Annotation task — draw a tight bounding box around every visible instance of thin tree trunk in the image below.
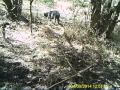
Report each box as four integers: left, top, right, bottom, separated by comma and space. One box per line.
30, 0, 34, 34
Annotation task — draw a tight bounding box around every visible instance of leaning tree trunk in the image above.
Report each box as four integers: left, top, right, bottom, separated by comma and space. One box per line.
91, 0, 120, 39
91, 0, 102, 33
97, 0, 113, 36
3, 0, 23, 21
106, 1, 120, 38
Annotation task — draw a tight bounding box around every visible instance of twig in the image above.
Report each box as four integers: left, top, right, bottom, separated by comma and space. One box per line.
65, 57, 77, 73
105, 79, 119, 88
47, 64, 95, 90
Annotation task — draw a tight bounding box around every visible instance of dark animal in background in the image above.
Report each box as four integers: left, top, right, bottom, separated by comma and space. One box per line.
44, 10, 60, 24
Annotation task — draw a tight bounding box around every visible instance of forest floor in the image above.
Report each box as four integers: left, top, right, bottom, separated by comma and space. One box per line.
0, 0, 88, 71
0, 22, 63, 69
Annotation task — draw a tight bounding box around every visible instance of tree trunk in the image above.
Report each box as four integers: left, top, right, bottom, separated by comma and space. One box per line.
97, 0, 113, 35
30, 0, 34, 34
91, 0, 120, 39
91, 0, 102, 33
106, 1, 120, 38
3, 0, 23, 21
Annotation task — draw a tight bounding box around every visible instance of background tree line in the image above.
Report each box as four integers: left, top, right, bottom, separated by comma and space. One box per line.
2, 0, 120, 39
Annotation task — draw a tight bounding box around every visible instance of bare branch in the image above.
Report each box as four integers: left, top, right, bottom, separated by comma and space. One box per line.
116, 20, 120, 23
47, 64, 96, 90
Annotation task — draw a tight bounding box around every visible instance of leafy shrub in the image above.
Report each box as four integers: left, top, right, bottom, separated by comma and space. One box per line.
42, 0, 54, 7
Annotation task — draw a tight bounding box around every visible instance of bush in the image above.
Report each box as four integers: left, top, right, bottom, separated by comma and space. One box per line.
42, 0, 54, 7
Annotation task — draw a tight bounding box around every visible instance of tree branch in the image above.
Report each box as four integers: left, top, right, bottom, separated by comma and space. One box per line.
116, 20, 120, 23
47, 64, 96, 90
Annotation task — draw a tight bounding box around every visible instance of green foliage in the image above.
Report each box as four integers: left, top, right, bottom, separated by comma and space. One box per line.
41, 0, 54, 7
74, 0, 89, 7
